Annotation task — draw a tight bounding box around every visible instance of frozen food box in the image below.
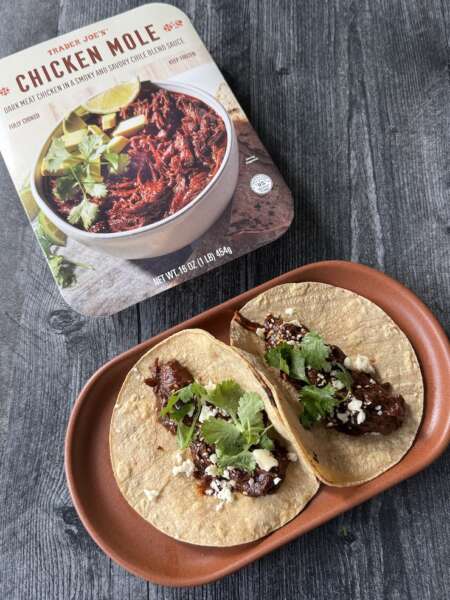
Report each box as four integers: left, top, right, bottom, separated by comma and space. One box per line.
0, 3, 293, 315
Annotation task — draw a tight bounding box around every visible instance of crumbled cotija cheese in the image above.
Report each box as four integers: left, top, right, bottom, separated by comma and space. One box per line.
285, 308, 295, 316
205, 464, 218, 477
252, 449, 278, 471
347, 398, 363, 413
143, 489, 159, 501
172, 459, 194, 477
287, 319, 302, 327
210, 480, 221, 493
207, 478, 235, 507
331, 378, 345, 390
356, 411, 366, 424
217, 485, 234, 504
287, 452, 298, 462
347, 397, 366, 424
199, 404, 218, 423
344, 354, 375, 374
255, 327, 265, 338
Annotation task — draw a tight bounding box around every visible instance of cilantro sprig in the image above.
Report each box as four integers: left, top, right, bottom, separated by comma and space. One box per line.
264, 331, 331, 382
201, 391, 271, 472
299, 332, 331, 371
45, 131, 130, 230
36, 223, 92, 288
160, 382, 207, 417
161, 382, 207, 449
299, 384, 337, 428
265, 343, 309, 382
208, 380, 243, 418
201, 419, 244, 455
160, 379, 273, 473
264, 329, 355, 429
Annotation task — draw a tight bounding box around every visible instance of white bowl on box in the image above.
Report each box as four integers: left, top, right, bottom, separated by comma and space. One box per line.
31, 81, 239, 259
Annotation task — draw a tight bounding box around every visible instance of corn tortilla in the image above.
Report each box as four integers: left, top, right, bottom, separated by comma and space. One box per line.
230, 282, 423, 486
110, 329, 319, 546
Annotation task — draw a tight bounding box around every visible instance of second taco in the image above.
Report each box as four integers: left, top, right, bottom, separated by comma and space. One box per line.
230, 282, 423, 486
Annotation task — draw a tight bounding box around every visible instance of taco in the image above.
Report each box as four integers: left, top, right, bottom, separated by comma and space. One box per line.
230, 282, 423, 486
109, 329, 319, 546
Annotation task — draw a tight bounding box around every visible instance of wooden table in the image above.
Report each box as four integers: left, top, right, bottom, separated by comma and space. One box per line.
1, 1, 448, 598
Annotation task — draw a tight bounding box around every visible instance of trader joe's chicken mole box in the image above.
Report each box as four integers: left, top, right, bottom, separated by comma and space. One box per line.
0, 3, 293, 315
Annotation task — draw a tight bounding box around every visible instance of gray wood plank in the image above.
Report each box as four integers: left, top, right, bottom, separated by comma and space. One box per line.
0, 1, 448, 599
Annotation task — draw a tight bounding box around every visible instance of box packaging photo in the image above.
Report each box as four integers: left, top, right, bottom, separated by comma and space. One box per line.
0, 3, 293, 316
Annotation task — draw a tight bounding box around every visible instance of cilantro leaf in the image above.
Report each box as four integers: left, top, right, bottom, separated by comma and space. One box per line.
67, 202, 84, 226
171, 402, 194, 423
208, 380, 243, 418
216, 450, 256, 473
47, 255, 77, 288
176, 410, 199, 450
45, 139, 71, 172
265, 343, 309, 383
290, 351, 309, 383
237, 392, 264, 425
83, 181, 107, 198
44, 131, 115, 230
82, 201, 99, 230
67, 199, 99, 230
259, 433, 275, 450
81, 200, 99, 230
299, 332, 331, 371
201, 418, 245, 455
334, 364, 353, 391
104, 152, 131, 175
47, 254, 91, 288
160, 382, 207, 417
162, 383, 206, 449
237, 392, 265, 445
179, 382, 208, 402
265, 343, 291, 374
35, 223, 53, 256
103, 151, 119, 172
54, 175, 78, 201
299, 384, 337, 428
36, 223, 91, 288
78, 133, 106, 162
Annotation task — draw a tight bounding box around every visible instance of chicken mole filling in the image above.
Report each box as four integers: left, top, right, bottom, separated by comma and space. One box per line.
145, 359, 289, 498
43, 82, 227, 233
234, 311, 406, 436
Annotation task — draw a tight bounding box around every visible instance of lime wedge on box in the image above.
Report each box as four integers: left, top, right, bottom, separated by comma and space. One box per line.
38, 211, 67, 247
82, 79, 141, 114
19, 184, 39, 221
63, 112, 87, 135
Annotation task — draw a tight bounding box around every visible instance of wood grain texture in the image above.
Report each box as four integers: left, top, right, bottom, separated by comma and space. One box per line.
0, 1, 449, 599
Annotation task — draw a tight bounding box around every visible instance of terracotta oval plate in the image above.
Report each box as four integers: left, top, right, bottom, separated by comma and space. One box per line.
65, 261, 450, 586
